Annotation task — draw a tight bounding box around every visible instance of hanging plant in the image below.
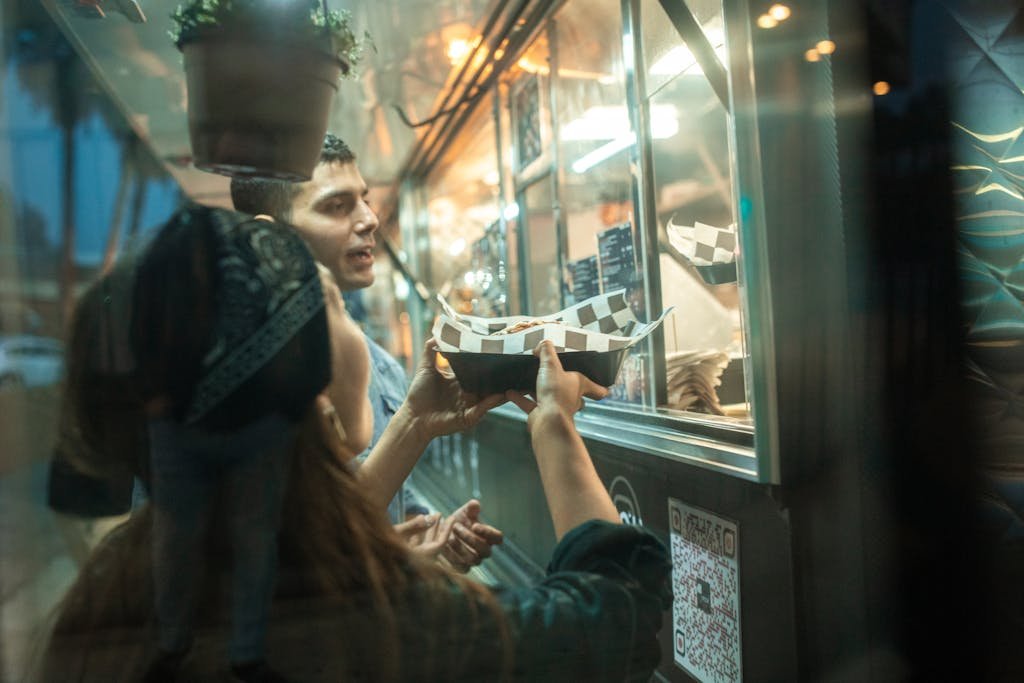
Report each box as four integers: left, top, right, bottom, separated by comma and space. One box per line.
169, 0, 370, 180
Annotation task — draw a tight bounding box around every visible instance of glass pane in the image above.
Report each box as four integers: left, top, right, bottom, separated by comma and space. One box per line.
555, 0, 637, 288
642, 0, 728, 98
497, 81, 523, 316
521, 177, 560, 314
423, 96, 504, 316
509, 33, 552, 181
644, 0, 752, 423
553, 0, 653, 407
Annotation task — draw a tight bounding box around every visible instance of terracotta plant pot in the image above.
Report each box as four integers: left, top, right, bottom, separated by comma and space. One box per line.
182, 39, 343, 180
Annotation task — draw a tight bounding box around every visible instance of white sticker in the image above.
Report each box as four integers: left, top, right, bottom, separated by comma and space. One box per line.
669, 498, 742, 683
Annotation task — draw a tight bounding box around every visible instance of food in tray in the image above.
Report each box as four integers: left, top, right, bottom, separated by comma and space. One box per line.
493, 319, 562, 335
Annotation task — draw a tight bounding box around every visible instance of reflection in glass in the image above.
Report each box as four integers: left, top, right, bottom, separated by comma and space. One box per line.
510, 32, 551, 181
497, 82, 523, 316
555, 0, 634, 270
521, 177, 560, 315
642, 0, 728, 98
424, 96, 503, 315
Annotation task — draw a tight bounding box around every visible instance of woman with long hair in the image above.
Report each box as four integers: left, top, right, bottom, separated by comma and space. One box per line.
39, 204, 671, 682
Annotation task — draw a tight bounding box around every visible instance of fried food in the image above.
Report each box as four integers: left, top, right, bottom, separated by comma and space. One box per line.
494, 319, 560, 335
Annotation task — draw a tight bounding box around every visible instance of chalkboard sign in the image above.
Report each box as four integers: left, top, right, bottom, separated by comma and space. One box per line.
566, 255, 601, 302
598, 222, 637, 293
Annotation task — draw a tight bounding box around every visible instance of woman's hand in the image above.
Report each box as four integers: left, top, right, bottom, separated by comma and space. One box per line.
505, 341, 610, 429
400, 339, 506, 440
440, 499, 504, 572
394, 513, 455, 559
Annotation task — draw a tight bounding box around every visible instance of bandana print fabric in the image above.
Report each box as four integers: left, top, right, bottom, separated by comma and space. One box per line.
185, 210, 324, 424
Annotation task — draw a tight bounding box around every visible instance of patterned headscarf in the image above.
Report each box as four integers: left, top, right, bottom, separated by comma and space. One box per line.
132, 204, 329, 429
183, 205, 323, 423
183, 207, 326, 424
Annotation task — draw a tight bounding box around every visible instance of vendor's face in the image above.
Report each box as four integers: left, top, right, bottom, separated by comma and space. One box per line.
289, 161, 379, 292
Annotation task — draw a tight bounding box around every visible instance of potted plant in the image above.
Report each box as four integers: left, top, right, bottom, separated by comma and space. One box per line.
170, 0, 367, 180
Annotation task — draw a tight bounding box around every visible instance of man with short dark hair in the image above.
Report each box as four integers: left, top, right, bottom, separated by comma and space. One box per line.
231, 135, 503, 572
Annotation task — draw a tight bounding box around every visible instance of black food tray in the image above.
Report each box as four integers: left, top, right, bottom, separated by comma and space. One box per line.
694, 262, 737, 285
441, 349, 628, 395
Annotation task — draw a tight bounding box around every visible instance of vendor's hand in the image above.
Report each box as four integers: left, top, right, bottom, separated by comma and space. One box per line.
505, 341, 609, 428
403, 339, 506, 440
441, 499, 504, 573
395, 513, 455, 559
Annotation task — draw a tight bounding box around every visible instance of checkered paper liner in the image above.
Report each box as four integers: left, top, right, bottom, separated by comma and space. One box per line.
433, 289, 673, 355
667, 219, 737, 266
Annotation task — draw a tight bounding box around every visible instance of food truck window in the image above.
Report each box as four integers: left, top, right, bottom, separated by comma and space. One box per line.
418, 0, 757, 440
638, 0, 752, 424
423, 95, 503, 316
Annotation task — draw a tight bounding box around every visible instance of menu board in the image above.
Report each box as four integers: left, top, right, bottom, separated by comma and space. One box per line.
566, 255, 600, 303
598, 222, 637, 293
669, 499, 742, 683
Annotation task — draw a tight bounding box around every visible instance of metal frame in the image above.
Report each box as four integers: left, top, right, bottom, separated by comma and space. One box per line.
722, 0, 780, 482
622, 0, 667, 410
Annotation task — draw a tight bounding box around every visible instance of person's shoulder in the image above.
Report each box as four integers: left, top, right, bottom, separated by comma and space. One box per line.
363, 334, 390, 359
364, 335, 404, 373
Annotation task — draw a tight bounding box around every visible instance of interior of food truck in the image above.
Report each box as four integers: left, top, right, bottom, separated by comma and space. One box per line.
2, 0, 1022, 681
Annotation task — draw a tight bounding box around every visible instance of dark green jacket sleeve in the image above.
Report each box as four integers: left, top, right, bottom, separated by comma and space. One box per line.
495, 520, 672, 682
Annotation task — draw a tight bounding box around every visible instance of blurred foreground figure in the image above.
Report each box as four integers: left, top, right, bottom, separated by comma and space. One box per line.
37, 205, 671, 682
132, 206, 333, 682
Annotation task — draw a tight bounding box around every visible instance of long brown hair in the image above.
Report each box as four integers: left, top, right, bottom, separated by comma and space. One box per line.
38, 406, 510, 682
58, 268, 147, 482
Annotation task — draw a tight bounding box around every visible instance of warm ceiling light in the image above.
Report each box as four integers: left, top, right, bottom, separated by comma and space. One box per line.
804, 48, 821, 62
756, 14, 778, 29
873, 80, 890, 95
816, 39, 836, 55
447, 38, 472, 64
768, 4, 791, 21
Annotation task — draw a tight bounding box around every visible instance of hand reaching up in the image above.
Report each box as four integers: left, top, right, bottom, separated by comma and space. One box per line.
402, 339, 506, 440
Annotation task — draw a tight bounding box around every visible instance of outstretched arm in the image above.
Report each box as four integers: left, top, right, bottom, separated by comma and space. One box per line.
357, 340, 505, 511
506, 341, 619, 540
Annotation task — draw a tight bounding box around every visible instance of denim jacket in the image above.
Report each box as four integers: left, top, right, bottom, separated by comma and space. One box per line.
358, 336, 429, 522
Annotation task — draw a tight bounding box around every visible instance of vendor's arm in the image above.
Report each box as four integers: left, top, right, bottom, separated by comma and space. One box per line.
357, 340, 505, 510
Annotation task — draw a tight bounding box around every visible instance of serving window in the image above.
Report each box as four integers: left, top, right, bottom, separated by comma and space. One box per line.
407, 0, 763, 474
640, 0, 751, 423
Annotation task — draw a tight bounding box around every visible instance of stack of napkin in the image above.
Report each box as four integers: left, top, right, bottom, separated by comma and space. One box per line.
664, 350, 730, 415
